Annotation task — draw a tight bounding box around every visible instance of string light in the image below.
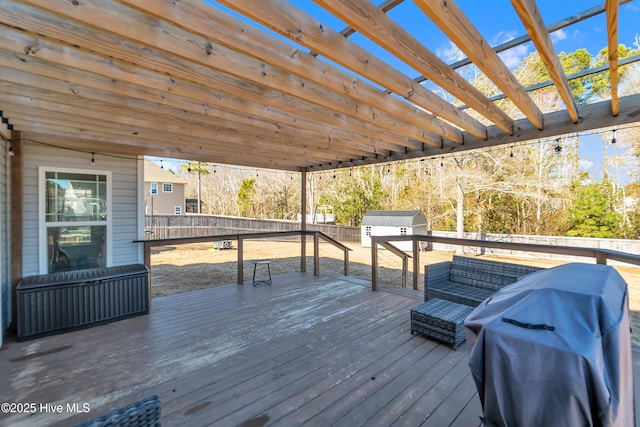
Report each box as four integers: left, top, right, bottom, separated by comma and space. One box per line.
554, 138, 562, 153
91, 152, 96, 166
20, 123, 640, 176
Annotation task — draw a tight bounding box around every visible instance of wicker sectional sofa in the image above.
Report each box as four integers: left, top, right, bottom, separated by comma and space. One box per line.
424, 255, 543, 307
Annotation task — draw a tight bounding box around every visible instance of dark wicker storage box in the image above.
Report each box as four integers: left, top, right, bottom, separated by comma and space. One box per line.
411, 298, 474, 350
17, 264, 150, 340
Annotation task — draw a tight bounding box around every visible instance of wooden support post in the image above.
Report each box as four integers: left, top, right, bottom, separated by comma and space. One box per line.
143, 242, 151, 271
344, 248, 349, 276
371, 237, 379, 291
237, 236, 244, 284
402, 256, 408, 288
413, 237, 420, 290
313, 232, 319, 276
596, 251, 608, 265
300, 170, 307, 273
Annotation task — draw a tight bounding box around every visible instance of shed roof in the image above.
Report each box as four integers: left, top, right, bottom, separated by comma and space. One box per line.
362, 210, 427, 228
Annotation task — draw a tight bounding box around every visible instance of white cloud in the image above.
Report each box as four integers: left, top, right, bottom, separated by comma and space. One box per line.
579, 159, 594, 171
436, 42, 466, 64
550, 28, 568, 43
498, 44, 530, 69
490, 30, 519, 45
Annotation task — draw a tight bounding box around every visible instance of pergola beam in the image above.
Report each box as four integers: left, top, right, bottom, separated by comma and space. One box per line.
313, 0, 514, 135
510, 0, 580, 123
216, 0, 488, 140
606, 0, 620, 116
13, 0, 437, 149
117, 0, 456, 146
414, 0, 543, 130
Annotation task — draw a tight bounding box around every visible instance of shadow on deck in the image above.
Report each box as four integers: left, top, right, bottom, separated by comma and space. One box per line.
0, 273, 638, 426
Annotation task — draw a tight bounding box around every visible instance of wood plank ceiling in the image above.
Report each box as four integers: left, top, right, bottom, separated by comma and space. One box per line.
1, 0, 639, 171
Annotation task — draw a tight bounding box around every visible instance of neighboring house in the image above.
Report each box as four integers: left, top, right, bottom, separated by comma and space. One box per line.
144, 159, 187, 215
361, 210, 428, 251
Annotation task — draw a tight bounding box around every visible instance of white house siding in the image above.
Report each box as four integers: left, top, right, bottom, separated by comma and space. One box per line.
0, 138, 9, 346
22, 144, 142, 277
361, 225, 416, 251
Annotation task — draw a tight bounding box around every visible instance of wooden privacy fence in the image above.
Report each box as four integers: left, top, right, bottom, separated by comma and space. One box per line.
145, 215, 360, 242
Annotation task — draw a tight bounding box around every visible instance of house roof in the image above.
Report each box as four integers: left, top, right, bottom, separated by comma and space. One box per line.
1, 0, 639, 172
362, 210, 427, 227
144, 160, 187, 184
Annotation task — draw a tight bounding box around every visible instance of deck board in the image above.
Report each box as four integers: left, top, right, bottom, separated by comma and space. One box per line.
0, 272, 638, 426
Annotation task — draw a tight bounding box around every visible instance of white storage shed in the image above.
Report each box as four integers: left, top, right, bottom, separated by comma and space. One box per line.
361, 210, 427, 251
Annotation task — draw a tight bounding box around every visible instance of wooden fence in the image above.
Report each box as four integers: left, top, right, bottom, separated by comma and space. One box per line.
146, 215, 639, 261
145, 215, 360, 242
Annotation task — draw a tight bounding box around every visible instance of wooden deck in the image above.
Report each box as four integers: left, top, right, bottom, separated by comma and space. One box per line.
0, 273, 638, 426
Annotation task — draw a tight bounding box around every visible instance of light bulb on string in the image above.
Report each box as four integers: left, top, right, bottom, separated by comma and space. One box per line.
554, 138, 562, 153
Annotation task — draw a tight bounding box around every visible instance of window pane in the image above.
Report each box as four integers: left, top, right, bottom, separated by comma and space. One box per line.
46, 172, 107, 222
163, 183, 173, 192
48, 226, 106, 272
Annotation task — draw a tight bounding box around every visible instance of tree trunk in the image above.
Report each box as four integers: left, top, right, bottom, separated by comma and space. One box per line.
456, 177, 464, 254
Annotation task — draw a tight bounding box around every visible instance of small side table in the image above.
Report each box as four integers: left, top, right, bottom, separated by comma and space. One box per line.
411, 298, 474, 350
250, 260, 272, 286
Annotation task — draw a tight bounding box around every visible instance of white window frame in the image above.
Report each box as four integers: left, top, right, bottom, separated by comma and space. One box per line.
150, 182, 158, 195
400, 227, 408, 236
365, 226, 372, 237
38, 167, 113, 274
162, 183, 173, 193
174, 206, 182, 215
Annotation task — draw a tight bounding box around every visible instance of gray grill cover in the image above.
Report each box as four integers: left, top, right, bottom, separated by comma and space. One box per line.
464, 263, 633, 427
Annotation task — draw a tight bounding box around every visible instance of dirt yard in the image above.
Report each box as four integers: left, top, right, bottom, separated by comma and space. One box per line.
151, 240, 640, 343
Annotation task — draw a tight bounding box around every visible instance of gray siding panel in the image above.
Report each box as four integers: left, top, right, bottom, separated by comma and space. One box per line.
1, 137, 9, 337
22, 144, 141, 277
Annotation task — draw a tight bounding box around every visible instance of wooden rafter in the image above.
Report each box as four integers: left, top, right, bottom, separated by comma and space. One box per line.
0, 112, 10, 141
312, 0, 515, 134
510, 0, 580, 123
415, 0, 632, 83
10, 0, 438, 149
215, 0, 488, 139
606, 0, 620, 116
0, 0, 635, 172
340, 0, 405, 37
117, 0, 456, 146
